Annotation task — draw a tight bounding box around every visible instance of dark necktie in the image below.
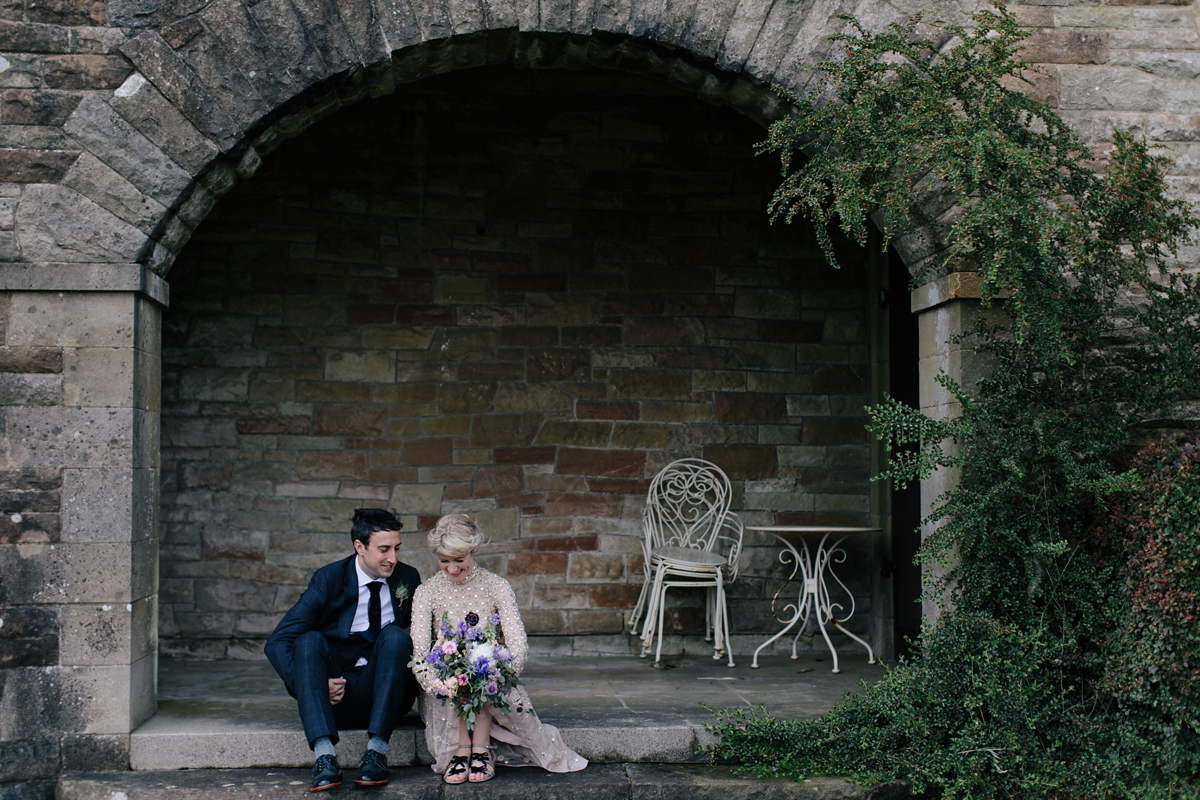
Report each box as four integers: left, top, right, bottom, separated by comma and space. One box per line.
366, 581, 383, 643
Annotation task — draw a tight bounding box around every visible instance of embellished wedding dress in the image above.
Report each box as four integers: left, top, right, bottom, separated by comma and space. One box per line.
410, 566, 588, 774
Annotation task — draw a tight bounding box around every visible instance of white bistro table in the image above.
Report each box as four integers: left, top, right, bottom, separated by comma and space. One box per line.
747, 526, 881, 673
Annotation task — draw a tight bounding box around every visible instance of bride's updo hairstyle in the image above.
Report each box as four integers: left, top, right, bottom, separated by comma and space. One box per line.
428, 513, 485, 559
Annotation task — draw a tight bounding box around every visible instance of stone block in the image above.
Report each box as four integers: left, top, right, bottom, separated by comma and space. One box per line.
195, 578, 275, 612
399, 438, 451, 466
1022, 29, 1107, 64
813, 364, 869, 393
0, 148, 80, 184
0, 373, 61, 406
60, 346, 138, 408
534, 421, 612, 446
733, 288, 801, 319
472, 465, 521, 497
714, 392, 786, 424
179, 368, 249, 401
556, 447, 646, 477
588, 583, 642, 608
62, 468, 156, 543
15, 184, 147, 263
470, 413, 543, 448
0, 512, 61, 545
433, 273, 490, 303
567, 551, 625, 582
495, 382, 573, 412
495, 446, 556, 464
108, 75, 223, 177
59, 596, 155, 666
727, 342, 794, 372
639, 402, 716, 424
202, 529, 269, 561
6, 408, 138, 469
526, 292, 602, 324
0, 736, 60, 783
43, 56, 132, 91
428, 328, 497, 361
312, 404, 386, 435
439, 382, 497, 414
469, 507, 519, 542
324, 350, 394, 382
623, 317, 706, 346
389, 482, 444, 515
60, 734, 130, 773
290, 498, 364, 532
62, 95, 194, 208
544, 492, 623, 517
601, 421, 679, 453
295, 451, 368, 480
507, 552, 567, 575
1059, 66, 1167, 111
701, 445, 779, 480
566, 609, 623, 633
686, 424, 757, 445
526, 347, 590, 381
0, 347, 63, 373
609, 369, 690, 400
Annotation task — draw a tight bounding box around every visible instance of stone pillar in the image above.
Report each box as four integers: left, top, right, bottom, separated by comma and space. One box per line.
0, 264, 165, 785
910, 273, 988, 626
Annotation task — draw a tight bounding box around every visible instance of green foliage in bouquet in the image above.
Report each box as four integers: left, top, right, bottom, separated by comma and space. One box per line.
706, 4, 1200, 798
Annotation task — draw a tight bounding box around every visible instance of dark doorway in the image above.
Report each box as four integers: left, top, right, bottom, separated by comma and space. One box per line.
888, 249, 922, 658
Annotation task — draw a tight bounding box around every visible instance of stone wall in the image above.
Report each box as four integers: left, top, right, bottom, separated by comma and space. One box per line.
158, 67, 879, 659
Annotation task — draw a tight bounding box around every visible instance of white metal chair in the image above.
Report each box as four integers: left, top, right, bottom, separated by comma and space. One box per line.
628, 458, 743, 667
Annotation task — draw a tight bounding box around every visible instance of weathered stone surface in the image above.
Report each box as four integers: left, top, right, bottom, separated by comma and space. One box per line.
1059, 66, 1167, 111
0, 90, 82, 127
247, 0, 331, 94
63, 95, 194, 207
43, 56, 133, 90
108, 76, 224, 178
701, 444, 779, 479
0, 148, 80, 183
0, 372, 62, 405
15, 184, 147, 263
61, 152, 168, 235
119, 32, 242, 153
470, 413, 543, 447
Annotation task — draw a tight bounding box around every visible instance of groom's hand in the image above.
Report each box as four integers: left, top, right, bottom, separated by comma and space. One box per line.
328, 678, 346, 705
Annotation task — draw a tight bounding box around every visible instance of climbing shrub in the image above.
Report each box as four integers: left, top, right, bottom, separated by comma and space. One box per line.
707, 5, 1200, 798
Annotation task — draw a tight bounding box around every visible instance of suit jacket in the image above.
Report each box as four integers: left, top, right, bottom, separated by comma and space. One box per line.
266, 554, 421, 697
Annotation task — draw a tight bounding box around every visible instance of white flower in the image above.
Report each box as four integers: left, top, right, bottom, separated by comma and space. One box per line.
394, 584, 410, 602
467, 642, 495, 663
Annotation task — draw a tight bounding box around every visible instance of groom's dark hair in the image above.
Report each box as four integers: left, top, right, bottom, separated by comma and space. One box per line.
351, 507, 403, 547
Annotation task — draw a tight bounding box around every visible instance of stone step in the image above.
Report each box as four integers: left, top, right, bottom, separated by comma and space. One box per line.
58, 765, 910, 800
132, 654, 883, 770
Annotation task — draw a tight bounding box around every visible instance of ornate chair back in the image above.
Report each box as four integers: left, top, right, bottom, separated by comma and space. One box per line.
644, 458, 736, 558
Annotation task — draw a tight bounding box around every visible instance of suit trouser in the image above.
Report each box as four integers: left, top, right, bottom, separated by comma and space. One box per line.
293, 625, 416, 748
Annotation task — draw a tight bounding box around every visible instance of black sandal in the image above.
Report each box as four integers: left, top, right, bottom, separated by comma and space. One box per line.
468, 749, 495, 783
444, 752, 470, 785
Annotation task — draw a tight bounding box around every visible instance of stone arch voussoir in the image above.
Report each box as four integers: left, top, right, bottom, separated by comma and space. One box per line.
31, 0, 953, 279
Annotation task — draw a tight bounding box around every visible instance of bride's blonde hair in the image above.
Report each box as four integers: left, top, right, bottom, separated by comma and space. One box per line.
428, 513, 485, 558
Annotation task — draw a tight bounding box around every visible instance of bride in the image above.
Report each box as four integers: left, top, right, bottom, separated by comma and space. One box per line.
410, 513, 589, 784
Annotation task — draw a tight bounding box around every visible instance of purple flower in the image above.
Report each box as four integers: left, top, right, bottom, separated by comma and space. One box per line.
465, 612, 480, 626
458, 620, 469, 635
489, 613, 501, 626
425, 652, 443, 665
486, 682, 499, 696
475, 656, 491, 677
466, 627, 484, 641
495, 646, 512, 662
441, 622, 453, 636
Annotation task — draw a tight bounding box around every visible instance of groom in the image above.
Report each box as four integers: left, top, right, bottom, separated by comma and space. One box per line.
266, 507, 420, 792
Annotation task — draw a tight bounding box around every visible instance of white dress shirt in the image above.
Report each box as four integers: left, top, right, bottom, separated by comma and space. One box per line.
350, 556, 395, 634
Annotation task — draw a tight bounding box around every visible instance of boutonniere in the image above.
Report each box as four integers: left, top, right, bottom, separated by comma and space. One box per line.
394, 584, 410, 603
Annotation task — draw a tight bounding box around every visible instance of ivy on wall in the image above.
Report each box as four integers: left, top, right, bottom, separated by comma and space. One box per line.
708, 5, 1200, 798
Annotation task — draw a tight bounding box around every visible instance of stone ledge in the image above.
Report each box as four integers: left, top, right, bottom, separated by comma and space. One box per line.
909, 272, 983, 313
58, 765, 911, 800
0, 263, 169, 306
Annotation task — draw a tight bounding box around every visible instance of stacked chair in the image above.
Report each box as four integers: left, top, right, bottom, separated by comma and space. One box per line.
628, 458, 743, 667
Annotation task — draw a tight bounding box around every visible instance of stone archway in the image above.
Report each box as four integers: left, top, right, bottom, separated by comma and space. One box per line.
0, 0, 954, 781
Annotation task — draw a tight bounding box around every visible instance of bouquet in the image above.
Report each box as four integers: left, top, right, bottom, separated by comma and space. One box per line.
414, 611, 528, 730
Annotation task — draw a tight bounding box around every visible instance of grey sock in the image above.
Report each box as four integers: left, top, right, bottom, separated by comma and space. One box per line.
314, 736, 335, 759
368, 735, 388, 755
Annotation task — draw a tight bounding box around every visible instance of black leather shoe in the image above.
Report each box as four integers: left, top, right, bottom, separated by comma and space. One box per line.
355, 748, 389, 787
310, 753, 342, 792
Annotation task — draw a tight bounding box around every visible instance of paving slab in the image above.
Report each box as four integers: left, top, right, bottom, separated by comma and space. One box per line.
132, 654, 884, 770
57, 765, 909, 800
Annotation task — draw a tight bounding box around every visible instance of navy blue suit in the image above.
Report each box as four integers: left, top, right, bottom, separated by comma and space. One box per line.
266, 554, 421, 748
